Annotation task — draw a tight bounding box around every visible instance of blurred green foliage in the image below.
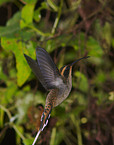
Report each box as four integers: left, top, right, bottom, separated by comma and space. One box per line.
0, 0, 114, 145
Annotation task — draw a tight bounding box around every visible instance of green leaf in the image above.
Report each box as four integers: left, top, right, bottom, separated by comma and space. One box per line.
94, 71, 106, 86
112, 38, 114, 48
26, 41, 36, 58
23, 138, 34, 145
7, 12, 21, 26
0, 25, 20, 38
74, 71, 88, 93
108, 92, 114, 101
5, 83, 17, 103
45, 34, 75, 51
72, 32, 85, 51
87, 36, 104, 65
50, 127, 56, 145
87, 37, 103, 57
20, 4, 35, 28
0, 109, 4, 127
95, 20, 112, 49
101, 22, 112, 47
110, 69, 114, 81
1, 37, 31, 86
14, 125, 25, 144
0, 12, 21, 38
21, 0, 37, 4
18, 30, 35, 41
15, 91, 45, 123
0, 65, 8, 81
47, 0, 59, 11
72, 105, 86, 115
33, 2, 48, 22
0, 11, 35, 40
96, 91, 107, 104
0, 0, 9, 5
45, 39, 57, 52
16, 93, 34, 123
54, 129, 65, 145
33, 9, 41, 22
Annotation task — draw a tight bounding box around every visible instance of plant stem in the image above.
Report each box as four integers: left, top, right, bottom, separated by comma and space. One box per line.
70, 114, 83, 145
51, 0, 63, 34
0, 104, 12, 119
13, 124, 26, 141
27, 24, 52, 37
75, 118, 83, 145
50, 127, 56, 145
0, 104, 26, 141
47, 0, 59, 12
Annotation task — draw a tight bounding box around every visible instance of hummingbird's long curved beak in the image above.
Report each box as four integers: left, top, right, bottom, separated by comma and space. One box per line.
71, 56, 90, 66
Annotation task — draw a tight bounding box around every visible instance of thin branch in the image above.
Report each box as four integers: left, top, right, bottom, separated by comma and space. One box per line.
51, 0, 63, 34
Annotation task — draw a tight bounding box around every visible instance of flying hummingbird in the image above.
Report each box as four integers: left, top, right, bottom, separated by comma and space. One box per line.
24, 47, 89, 145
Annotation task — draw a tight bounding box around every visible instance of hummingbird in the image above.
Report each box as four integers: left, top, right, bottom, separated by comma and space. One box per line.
24, 47, 89, 145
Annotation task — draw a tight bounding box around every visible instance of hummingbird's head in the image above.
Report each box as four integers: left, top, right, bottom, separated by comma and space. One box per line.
60, 56, 89, 79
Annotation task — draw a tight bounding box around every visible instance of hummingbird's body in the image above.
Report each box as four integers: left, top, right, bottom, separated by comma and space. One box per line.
46, 72, 72, 107
38, 66, 72, 132
24, 47, 89, 145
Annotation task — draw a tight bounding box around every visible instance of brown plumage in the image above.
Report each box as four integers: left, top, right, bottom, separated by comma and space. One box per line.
24, 47, 89, 145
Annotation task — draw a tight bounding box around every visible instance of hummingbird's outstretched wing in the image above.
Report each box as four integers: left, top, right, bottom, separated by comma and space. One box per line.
24, 47, 63, 90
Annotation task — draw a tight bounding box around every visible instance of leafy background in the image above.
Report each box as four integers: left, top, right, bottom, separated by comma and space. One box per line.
0, 0, 114, 145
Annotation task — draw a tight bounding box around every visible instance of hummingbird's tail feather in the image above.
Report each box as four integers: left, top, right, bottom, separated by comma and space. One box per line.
40, 104, 52, 131
32, 104, 52, 145
32, 129, 41, 145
